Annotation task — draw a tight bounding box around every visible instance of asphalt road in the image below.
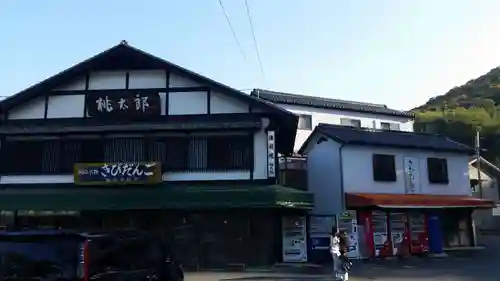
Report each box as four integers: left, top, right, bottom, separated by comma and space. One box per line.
185, 234, 500, 281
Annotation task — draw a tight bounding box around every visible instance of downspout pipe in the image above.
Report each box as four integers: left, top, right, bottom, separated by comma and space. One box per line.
339, 144, 346, 213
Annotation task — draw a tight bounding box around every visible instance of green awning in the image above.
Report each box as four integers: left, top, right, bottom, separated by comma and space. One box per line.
0, 184, 313, 211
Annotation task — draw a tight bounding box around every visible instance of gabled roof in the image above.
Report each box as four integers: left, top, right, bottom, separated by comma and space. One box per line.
1, 42, 294, 118
298, 123, 473, 154
251, 89, 414, 118
469, 156, 500, 175
0, 41, 299, 154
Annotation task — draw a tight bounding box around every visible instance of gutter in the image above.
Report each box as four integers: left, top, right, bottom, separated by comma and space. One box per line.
339, 144, 346, 212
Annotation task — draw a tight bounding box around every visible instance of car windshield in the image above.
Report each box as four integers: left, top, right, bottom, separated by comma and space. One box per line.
0, 234, 80, 281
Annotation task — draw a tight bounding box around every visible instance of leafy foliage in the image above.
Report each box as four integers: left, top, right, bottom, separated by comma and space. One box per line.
414, 67, 500, 162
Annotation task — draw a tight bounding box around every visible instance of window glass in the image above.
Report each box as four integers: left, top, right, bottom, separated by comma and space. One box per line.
427, 158, 449, 184
340, 118, 361, 128
372, 154, 396, 182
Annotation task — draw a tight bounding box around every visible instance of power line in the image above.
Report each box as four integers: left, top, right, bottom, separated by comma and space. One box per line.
244, 0, 266, 84
218, 0, 247, 61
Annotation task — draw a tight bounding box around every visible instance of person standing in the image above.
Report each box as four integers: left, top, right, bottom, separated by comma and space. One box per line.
330, 227, 342, 280
331, 228, 350, 280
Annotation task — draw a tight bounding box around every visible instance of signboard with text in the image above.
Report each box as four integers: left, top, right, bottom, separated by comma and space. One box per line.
86, 91, 161, 118
267, 130, 276, 177
74, 162, 162, 185
403, 157, 420, 194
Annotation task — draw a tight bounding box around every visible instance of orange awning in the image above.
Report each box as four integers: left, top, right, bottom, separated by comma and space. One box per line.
346, 193, 495, 209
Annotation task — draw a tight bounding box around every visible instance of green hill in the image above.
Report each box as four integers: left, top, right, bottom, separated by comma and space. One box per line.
414, 66, 500, 162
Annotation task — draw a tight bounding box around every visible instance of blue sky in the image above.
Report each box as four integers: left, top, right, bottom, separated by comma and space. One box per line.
2, 0, 500, 110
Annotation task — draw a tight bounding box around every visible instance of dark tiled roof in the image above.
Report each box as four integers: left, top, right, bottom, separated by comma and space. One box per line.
251, 89, 414, 118
0, 42, 299, 155
299, 123, 473, 154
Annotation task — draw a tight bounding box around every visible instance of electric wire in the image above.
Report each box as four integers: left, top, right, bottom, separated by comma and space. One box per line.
244, 0, 266, 84
218, 0, 247, 61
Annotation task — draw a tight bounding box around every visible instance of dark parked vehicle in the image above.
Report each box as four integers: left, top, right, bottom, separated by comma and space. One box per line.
0, 229, 184, 281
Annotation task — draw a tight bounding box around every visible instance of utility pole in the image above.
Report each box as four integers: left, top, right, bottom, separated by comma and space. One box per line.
476, 126, 483, 198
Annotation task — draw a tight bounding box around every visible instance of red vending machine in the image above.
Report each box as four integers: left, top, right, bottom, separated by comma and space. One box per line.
408, 213, 429, 254
388, 212, 407, 256
357, 210, 374, 259
371, 210, 391, 257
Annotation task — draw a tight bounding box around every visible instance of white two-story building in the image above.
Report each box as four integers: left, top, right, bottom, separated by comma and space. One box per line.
251, 89, 415, 152
0, 41, 314, 268
299, 123, 494, 261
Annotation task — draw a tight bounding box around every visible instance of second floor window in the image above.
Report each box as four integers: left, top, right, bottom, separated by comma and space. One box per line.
380, 122, 401, 131
427, 157, 449, 184
340, 118, 361, 128
298, 114, 312, 130
372, 154, 396, 182
0, 135, 253, 175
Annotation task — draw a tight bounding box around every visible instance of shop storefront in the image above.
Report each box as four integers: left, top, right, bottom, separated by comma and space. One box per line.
346, 193, 494, 258
0, 41, 314, 269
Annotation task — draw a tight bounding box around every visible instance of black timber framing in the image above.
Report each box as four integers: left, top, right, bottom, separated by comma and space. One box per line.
43, 94, 49, 119
125, 71, 130, 89
0, 43, 298, 155
83, 74, 90, 118
165, 71, 170, 115
42, 86, 212, 119
0, 113, 265, 136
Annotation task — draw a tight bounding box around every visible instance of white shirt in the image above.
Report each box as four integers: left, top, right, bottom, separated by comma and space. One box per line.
330, 235, 341, 256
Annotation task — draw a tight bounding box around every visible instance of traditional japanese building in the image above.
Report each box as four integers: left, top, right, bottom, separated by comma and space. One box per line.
300, 123, 495, 261
0, 41, 313, 269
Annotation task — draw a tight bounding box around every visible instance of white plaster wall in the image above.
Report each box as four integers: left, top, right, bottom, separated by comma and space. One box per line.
88, 71, 127, 90
168, 91, 208, 115
8, 96, 46, 120
129, 70, 167, 89
210, 91, 249, 114
53, 76, 86, 91
0, 172, 254, 184
9, 71, 252, 120
275, 104, 414, 152
169, 73, 201, 87
306, 137, 343, 215
341, 145, 471, 196
47, 95, 85, 118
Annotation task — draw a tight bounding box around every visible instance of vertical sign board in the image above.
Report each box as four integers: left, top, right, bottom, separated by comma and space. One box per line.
267, 131, 276, 178
403, 157, 420, 194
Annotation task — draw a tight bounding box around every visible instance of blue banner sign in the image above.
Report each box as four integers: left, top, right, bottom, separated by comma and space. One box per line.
74, 162, 162, 185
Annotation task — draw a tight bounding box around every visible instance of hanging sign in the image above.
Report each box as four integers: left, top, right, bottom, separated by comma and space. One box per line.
86, 91, 161, 118
403, 157, 420, 194
74, 162, 162, 185
267, 131, 276, 177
